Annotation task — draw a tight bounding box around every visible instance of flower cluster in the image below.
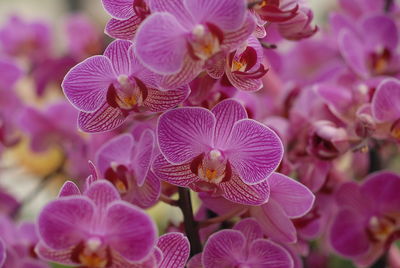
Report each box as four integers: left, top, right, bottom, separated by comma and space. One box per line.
0, 0, 399, 267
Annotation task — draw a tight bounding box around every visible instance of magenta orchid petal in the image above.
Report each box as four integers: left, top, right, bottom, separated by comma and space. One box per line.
225, 119, 283, 184
226, 69, 264, 92
268, 173, 315, 218
135, 12, 187, 74
105, 16, 141, 40
96, 133, 134, 175
62, 56, 115, 112
220, 173, 269, 205
330, 209, 370, 257
0, 238, 5, 267
248, 240, 294, 268
160, 56, 204, 88
222, 14, 256, 50
104, 40, 132, 76
143, 86, 190, 112
35, 243, 76, 265
84, 180, 121, 210
187, 254, 203, 268
361, 16, 398, 52
335, 182, 369, 214
128, 171, 161, 208
205, 52, 226, 79
105, 201, 157, 262
102, 0, 135, 19
338, 30, 368, 78
78, 102, 126, 133
211, 99, 247, 148
132, 130, 154, 186
184, 0, 246, 31
252, 200, 297, 244
38, 196, 95, 250
233, 218, 263, 242
152, 154, 199, 186
199, 193, 246, 216
157, 232, 190, 268
361, 171, 400, 214
149, 0, 194, 26
202, 229, 245, 267
157, 107, 215, 164
371, 78, 400, 122
58, 181, 81, 197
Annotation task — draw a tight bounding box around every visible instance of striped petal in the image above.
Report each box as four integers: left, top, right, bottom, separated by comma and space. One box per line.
132, 130, 154, 186
105, 16, 142, 40
78, 102, 126, 133
62, 56, 115, 112
104, 40, 132, 75
143, 86, 190, 112
157, 232, 190, 268
128, 171, 161, 208
225, 119, 283, 185
102, 0, 134, 19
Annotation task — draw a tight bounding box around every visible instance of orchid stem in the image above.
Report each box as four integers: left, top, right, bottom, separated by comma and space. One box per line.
384, 0, 393, 12
159, 193, 179, 206
199, 208, 244, 228
177, 187, 202, 256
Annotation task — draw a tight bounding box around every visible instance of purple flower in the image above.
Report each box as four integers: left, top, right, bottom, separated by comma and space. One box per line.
371, 78, 400, 141
333, 14, 399, 77
134, 0, 255, 88
0, 216, 49, 268
201, 172, 315, 244
207, 35, 268, 92
153, 99, 283, 205
103, 0, 150, 40
36, 180, 157, 267
95, 130, 161, 208
62, 39, 190, 133
330, 171, 400, 267
0, 15, 51, 62
190, 218, 294, 268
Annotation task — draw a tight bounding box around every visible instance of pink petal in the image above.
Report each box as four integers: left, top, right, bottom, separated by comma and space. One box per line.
202, 230, 245, 267
361, 171, 400, 215
225, 119, 283, 184
105, 201, 157, 262
199, 193, 246, 216
205, 52, 226, 79
0, 239, 4, 267
96, 133, 134, 175
211, 99, 247, 148
335, 181, 369, 214
128, 171, 161, 208
78, 102, 126, 133
38, 196, 95, 250
220, 173, 270, 205
330, 209, 370, 257
338, 30, 369, 78
84, 180, 121, 210
157, 107, 215, 164
248, 240, 294, 268
58, 181, 81, 197
105, 16, 142, 40
187, 254, 203, 268
251, 200, 297, 244
226, 69, 264, 92
62, 56, 115, 112
102, 0, 134, 19
35, 242, 76, 265
233, 218, 263, 242
135, 12, 188, 74
371, 78, 400, 122
104, 40, 132, 75
157, 232, 190, 268
185, 0, 246, 31
268, 173, 315, 218
132, 130, 154, 186
143, 86, 190, 112
160, 54, 204, 88
222, 15, 256, 50
149, 0, 194, 27
361, 15, 398, 52
152, 154, 199, 186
